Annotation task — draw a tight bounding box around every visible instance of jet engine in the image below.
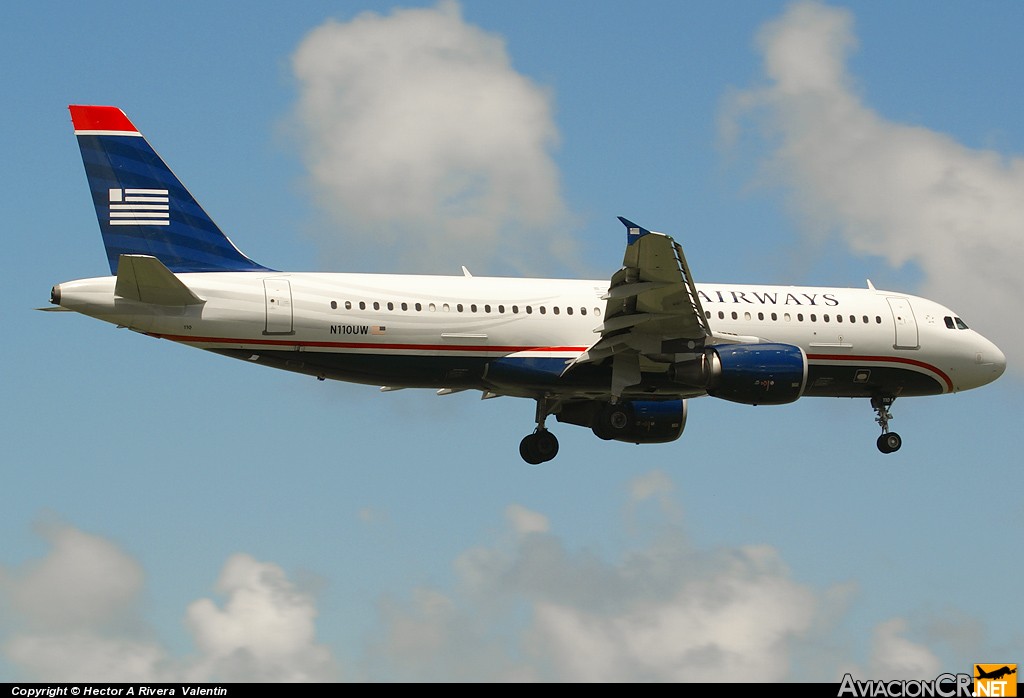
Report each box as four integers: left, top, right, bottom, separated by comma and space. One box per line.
670, 343, 807, 405
557, 399, 687, 444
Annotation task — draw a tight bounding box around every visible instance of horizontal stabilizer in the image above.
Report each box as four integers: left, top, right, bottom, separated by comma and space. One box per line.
115, 254, 205, 305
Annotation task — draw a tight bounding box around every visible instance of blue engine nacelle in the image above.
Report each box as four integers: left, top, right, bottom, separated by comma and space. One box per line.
703, 343, 808, 405
557, 399, 688, 444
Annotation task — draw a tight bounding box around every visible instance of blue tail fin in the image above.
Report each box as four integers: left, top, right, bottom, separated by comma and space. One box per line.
70, 105, 270, 274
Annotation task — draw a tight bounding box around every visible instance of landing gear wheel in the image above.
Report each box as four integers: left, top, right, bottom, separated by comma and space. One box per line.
871, 396, 902, 454
519, 430, 559, 465
877, 432, 902, 454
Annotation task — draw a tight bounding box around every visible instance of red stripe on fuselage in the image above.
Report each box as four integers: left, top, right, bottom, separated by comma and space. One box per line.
151, 333, 953, 391
151, 333, 586, 354
807, 353, 952, 392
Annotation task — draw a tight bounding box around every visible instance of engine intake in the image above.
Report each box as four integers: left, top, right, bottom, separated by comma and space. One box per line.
558, 399, 687, 444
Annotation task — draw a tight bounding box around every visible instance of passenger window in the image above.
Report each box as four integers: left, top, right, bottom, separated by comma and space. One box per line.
443, 303, 451, 312
566, 307, 573, 315
457, 303, 463, 312
485, 304, 492, 313
823, 314, 830, 322
498, 305, 505, 313
345, 301, 352, 310
429, 303, 436, 312
373, 302, 380, 310
836, 314, 842, 323
581, 307, 587, 316
771, 312, 778, 321
471, 304, 477, 313
862, 315, 868, 324
540, 306, 547, 315
553, 307, 560, 315
401, 302, 408, 311
594, 308, 601, 317
758, 312, 764, 321
415, 302, 422, 312
330, 301, 337, 310
849, 315, 856, 323
512, 305, 519, 314
705, 311, 711, 319
718, 311, 725, 320
387, 302, 394, 311
359, 301, 366, 310
797, 313, 804, 322
875, 316, 882, 324
743, 312, 751, 321
784, 313, 791, 322
810, 314, 817, 322
526, 306, 533, 314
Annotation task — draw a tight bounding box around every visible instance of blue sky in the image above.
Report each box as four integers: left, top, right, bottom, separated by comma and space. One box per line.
2, 0, 1021, 682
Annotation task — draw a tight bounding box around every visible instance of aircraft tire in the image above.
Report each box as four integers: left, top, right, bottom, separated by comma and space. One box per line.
877, 432, 902, 454
520, 431, 559, 464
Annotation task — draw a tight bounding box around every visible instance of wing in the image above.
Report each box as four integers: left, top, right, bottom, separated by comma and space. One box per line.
565, 217, 711, 396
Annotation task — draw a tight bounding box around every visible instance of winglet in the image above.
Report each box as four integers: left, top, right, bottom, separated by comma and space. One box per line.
618, 216, 651, 245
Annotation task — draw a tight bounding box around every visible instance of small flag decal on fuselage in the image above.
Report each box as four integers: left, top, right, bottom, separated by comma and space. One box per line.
108, 188, 169, 226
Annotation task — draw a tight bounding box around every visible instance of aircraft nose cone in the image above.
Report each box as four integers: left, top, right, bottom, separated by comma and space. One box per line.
974, 337, 1006, 386
990, 343, 1007, 380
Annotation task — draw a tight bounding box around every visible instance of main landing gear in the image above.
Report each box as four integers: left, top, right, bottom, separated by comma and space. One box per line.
872, 396, 902, 454
520, 396, 559, 465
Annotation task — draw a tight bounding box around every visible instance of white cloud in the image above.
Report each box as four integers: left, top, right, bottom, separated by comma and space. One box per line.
0, 522, 173, 682
291, 0, 577, 275
4, 634, 171, 684
0, 487, 968, 683
506, 503, 550, 536
1, 524, 336, 682
186, 553, 337, 682
527, 545, 818, 682
866, 618, 942, 679
626, 469, 683, 527
840, 617, 942, 681
4, 522, 144, 632
368, 475, 844, 681
722, 0, 1024, 373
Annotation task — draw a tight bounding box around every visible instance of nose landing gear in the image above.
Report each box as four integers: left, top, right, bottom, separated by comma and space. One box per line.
872, 396, 902, 454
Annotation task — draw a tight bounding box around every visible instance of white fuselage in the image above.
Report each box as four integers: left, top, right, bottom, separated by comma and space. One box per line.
54, 271, 1006, 400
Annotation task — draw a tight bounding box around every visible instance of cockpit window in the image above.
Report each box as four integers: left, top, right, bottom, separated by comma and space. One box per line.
944, 316, 955, 329
954, 317, 969, 330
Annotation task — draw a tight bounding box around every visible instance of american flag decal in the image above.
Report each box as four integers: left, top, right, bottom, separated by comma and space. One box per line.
370, 326, 386, 335
108, 188, 169, 226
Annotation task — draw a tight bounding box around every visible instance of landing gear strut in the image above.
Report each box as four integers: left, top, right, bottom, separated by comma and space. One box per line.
520, 396, 559, 465
871, 396, 902, 454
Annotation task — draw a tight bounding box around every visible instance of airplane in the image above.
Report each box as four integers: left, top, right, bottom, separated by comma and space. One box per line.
976, 666, 1017, 681
47, 105, 1007, 464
